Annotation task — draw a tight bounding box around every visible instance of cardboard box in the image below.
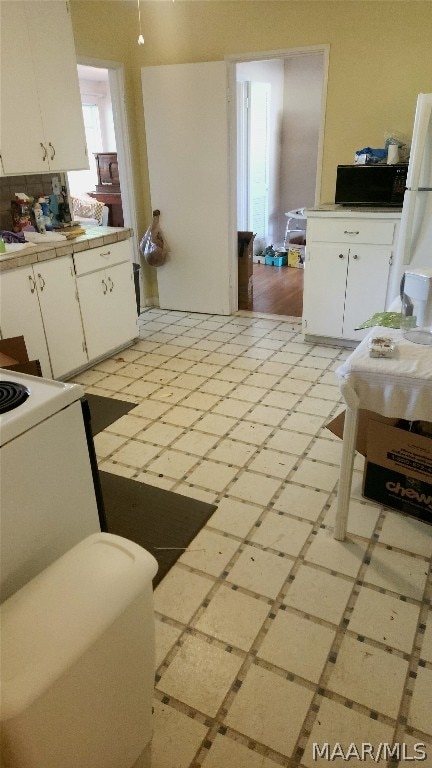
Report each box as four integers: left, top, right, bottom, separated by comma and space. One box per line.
326, 410, 432, 524
0, 336, 42, 377
363, 420, 432, 525
238, 232, 254, 310
288, 245, 305, 268
238, 275, 253, 310
326, 409, 400, 457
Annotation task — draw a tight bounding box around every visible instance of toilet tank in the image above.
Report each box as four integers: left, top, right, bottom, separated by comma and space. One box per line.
0, 533, 158, 768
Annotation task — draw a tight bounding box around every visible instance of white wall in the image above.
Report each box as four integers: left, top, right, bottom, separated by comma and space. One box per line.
236, 59, 284, 248
280, 53, 324, 238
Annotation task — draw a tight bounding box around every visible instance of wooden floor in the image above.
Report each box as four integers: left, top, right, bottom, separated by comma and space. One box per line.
251, 262, 304, 317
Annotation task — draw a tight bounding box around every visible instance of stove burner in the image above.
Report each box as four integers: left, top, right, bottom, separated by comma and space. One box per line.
0, 381, 30, 414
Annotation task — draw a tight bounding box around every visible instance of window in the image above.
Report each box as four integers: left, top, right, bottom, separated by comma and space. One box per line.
67, 103, 103, 197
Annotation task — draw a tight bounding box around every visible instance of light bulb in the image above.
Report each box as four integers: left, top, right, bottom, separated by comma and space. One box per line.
137, 0, 144, 46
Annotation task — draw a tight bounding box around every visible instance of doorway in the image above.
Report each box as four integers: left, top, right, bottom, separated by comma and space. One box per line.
233, 49, 327, 317
68, 59, 140, 263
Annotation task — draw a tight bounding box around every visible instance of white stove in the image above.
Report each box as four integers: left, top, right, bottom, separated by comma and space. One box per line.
0, 369, 84, 446
0, 369, 102, 603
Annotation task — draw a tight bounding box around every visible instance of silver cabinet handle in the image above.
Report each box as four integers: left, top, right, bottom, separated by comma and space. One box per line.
102, 278, 108, 294
28, 275, 36, 293
40, 143, 48, 161
108, 276, 114, 292
100, 251, 111, 259
48, 142, 55, 161
352, 254, 359, 260
37, 273, 45, 291
338, 253, 345, 259
344, 230, 359, 235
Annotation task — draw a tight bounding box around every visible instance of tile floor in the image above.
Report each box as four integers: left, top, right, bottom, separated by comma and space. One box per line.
71, 308, 432, 768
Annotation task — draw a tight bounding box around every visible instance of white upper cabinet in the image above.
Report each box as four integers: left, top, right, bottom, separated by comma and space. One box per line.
0, 1, 88, 176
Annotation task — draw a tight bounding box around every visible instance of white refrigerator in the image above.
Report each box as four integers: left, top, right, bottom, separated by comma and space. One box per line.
388, 93, 432, 302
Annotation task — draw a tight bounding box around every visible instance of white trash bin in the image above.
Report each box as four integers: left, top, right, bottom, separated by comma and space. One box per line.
0, 533, 158, 768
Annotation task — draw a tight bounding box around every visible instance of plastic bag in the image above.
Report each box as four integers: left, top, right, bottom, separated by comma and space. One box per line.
354, 311, 402, 331
139, 209, 169, 267
354, 147, 387, 165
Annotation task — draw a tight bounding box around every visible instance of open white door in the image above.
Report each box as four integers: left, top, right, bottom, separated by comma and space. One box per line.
141, 62, 232, 314
248, 82, 271, 249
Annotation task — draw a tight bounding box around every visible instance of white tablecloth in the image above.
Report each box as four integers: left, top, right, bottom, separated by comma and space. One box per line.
334, 327, 431, 540
336, 327, 432, 422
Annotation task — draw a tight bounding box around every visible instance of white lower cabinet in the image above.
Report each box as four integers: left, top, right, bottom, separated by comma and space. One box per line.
0, 257, 87, 378
76, 260, 138, 362
304, 244, 392, 341
1, 239, 138, 378
33, 258, 88, 377
0, 267, 52, 377
303, 212, 400, 341
73, 240, 138, 362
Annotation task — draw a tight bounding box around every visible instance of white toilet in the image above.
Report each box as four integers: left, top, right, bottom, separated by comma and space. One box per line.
0, 533, 158, 768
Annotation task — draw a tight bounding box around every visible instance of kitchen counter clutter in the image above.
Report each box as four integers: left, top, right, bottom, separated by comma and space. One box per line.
0, 226, 133, 271
303, 207, 401, 343
0, 227, 138, 380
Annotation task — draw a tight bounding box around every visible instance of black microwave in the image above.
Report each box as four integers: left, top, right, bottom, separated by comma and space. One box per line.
335, 164, 408, 207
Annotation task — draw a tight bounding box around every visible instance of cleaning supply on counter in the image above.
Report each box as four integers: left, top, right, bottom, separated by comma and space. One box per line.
33, 202, 46, 234
38, 196, 53, 231
0, 236, 6, 254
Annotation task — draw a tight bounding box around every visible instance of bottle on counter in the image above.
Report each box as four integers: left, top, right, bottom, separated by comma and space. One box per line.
0, 236, 6, 253
33, 203, 46, 234
38, 196, 53, 231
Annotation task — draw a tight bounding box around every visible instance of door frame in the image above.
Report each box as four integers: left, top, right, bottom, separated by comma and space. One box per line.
75, 57, 140, 264
226, 45, 330, 313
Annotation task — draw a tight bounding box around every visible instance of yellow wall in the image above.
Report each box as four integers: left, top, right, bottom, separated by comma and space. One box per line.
69, 0, 432, 297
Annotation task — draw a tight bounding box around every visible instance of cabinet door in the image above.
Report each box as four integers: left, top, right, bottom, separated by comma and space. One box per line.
0, 3, 48, 175
76, 271, 112, 362
303, 244, 348, 338
76, 262, 138, 364
344, 246, 392, 341
24, 2, 88, 172
105, 261, 138, 350
0, 268, 52, 376
35, 257, 88, 378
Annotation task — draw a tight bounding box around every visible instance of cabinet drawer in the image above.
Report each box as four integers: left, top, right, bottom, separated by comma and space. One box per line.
74, 239, 132, 276
308, 218, 396, 245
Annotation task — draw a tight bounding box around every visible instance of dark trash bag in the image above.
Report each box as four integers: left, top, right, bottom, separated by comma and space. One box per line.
139, 209, 169, 267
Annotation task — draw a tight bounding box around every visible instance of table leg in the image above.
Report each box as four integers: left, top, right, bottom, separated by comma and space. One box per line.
334, 404, 359, 541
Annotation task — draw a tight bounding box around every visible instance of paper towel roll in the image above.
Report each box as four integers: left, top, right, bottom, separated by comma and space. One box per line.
387, 145, 400, 164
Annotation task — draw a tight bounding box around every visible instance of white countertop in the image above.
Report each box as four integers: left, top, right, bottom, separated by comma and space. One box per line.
306, 205, 402, 218
0, 226, 133, 272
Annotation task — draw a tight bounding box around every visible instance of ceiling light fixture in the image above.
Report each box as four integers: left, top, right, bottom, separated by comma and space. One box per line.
137, 0, 144, 45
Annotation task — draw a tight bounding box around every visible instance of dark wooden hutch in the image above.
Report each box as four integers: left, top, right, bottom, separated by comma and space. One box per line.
89, 152, 124, 227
